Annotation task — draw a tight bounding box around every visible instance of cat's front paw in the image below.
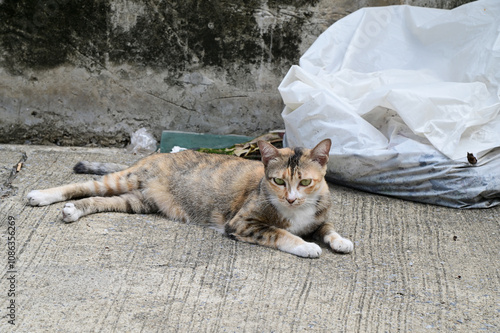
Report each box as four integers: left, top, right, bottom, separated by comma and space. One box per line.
62, 203, 82, 223
331, 237, 354, 254
27, 190, 60, 206
289, 242, 322, 258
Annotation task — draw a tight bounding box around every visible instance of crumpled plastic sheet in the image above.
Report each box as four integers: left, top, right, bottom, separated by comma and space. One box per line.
279, 0, 500, 208
128, 128, 157, 154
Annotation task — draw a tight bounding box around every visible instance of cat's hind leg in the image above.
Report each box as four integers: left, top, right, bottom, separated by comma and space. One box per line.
62, 190, 156, 222
27, 181, 99, 206
27, 170, 142, 206
315, 222, 354, 254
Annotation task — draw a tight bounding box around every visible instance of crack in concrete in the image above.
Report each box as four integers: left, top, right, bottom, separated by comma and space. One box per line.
205, 95, 249, 103
144, 91, 197, 113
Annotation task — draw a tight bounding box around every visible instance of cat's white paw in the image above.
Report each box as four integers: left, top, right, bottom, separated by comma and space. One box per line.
27, 190, 62, 206
331, 237, 354, 254
62, 203, 83, 223
289, 242, 322, 258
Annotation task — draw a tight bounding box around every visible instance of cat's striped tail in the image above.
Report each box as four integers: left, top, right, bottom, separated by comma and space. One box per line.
73, 161, 128, 175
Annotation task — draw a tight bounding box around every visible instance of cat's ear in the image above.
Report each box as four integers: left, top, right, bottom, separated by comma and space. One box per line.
258, 140, 280, 166
310, 139, 331, 167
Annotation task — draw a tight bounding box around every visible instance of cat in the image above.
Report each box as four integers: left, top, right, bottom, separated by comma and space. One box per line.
27, 139, 353, 258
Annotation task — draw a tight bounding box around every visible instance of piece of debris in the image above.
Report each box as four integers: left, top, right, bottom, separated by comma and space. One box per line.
128, 128, 158, 154
170, 146, 187, 153
232, 131, 284, 159
0, 152, 28, 199
467, 152, 477, 165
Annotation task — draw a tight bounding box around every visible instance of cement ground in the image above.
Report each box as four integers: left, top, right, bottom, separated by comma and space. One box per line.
0, 144, 498, 332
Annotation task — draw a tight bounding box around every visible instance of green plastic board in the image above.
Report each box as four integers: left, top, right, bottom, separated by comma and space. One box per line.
160, 131, 253, 153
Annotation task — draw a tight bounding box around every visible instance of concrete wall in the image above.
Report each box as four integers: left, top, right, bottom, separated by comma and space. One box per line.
0, 0, 474, 146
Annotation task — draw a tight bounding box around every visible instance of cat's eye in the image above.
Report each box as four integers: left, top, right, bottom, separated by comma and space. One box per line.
300, 179, 312, 186
273, 178, 285, 186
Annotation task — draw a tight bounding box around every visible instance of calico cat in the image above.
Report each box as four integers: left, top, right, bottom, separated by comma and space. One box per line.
27, 139, 353, 258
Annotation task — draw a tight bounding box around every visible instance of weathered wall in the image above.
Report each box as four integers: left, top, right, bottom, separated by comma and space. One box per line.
0, 0, 474, 146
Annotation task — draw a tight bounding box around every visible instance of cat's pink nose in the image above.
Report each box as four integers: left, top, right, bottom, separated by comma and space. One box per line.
287, 198, 296, 204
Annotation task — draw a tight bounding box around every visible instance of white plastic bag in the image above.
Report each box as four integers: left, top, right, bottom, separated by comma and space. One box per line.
128, 128, 157, 154
280, 0, 500, 208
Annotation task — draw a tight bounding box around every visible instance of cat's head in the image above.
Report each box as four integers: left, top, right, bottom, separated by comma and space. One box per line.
258, 139, 331, 208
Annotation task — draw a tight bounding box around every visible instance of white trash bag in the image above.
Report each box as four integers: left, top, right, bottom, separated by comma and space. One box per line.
279, 0, 500, 208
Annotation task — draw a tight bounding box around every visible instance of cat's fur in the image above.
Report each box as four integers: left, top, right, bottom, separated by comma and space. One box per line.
27, 139, 353, 258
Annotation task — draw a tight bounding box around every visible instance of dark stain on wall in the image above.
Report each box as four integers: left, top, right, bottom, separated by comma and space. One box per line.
0, 0, 109, 72
110, 1, 262, 69
0, 0, 319, 74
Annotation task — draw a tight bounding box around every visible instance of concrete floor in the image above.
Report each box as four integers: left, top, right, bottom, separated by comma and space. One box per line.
0, 144, 498, 332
